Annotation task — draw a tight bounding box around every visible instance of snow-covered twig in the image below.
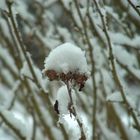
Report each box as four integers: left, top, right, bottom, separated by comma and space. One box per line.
0, 112, 26, 140
66, 81, 86, 140
73, 0, 97, 139
93, 0, 140, 132
5, 0, 62, 133
127, 0, 140, 16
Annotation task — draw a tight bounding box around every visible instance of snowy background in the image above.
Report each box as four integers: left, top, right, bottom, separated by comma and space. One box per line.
0, 0, 140, 140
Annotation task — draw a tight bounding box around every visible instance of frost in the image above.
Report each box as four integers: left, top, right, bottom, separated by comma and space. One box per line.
44, 42, 89, 75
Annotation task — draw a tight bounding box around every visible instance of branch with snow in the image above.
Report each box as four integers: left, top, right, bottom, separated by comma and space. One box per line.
1, 0, 140, 139
43, 42, 89, 140
93, 0, 140, 132
0, 110, 26, 140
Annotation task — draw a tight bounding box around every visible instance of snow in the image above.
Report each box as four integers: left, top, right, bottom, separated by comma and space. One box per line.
110, 32, 140, 48
61, 0, 72, 10
43, 42, 89, 75
0, 46, 18, 74
20, 58, 48, 92
51, 127, 64, 140
90, 39, 105, 69
0, 80, 21, 110
130, 67, 140, 79
120, 0, 140, 24
105, 6, 119, 20
110, 32, 131, 45
1, 110, 27, 138
101, 68, 115, 90
44, 0, 57, 7
60, 113, 92, 140
0, 106, 33, 140
106, 90, 139, 111
113, 45, 138, 67
13, 0, 35, 22
0, 128, 15, 140
61, 115, 81, 140
35, 30, 61, 50
97, 116, 119, 140
0, 18, 11, 39
20, 61, 31, 79
106, 91, 123, 102
89, 9, 106, 43
1, 68, 15, 86
72, 6, 83, 28
1, 0, 140, 139
56, 85, 76, 115
0, 85, 13, 109
0, 1, 6, 10
57, 26, 72, 42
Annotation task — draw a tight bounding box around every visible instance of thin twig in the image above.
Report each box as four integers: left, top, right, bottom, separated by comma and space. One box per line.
66, 81, 86, 140
116, 0, 140, 29
6, 0, 59, 123
100, 71, 130, 140
93, 0, 140, 132
0, 112, 26, 140
6, 1, 66, 133
6, 1, 40, 89
23, 78, 56, 140
73, 0, 97, 139
127, 0, 140, 17
117, 59, 140, 83
1, 10, 22, 69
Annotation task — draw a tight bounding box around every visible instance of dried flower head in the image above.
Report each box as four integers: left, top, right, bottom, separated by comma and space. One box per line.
44, 69, 88, 91
43, 43, 89, 90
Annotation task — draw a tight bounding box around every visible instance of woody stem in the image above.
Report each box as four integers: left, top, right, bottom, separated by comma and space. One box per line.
65, 80, 86, 140
66, 81, 73, 107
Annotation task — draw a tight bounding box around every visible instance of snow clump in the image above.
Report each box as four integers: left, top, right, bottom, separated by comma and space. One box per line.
43, 42, 89, 91
43, 42, 89, 75
55, 85, 76, 115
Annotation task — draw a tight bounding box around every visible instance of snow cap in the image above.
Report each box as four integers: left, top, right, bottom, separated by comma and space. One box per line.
43, 42, 89, 75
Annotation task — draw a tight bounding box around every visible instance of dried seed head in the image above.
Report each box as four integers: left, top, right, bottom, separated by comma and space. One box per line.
44, 69, 88, 91
45, 70, 58, 81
